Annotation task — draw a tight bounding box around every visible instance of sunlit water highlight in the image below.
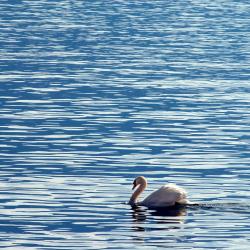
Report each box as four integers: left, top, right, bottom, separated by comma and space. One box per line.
0, 0, 250, 249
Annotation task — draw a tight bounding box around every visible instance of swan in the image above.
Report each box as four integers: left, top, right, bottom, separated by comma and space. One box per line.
129, 176, 191, 208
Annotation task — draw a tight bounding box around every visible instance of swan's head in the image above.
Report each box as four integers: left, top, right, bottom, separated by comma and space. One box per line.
132, 176, 147, 190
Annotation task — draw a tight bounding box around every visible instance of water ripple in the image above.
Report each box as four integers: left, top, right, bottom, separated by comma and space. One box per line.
0, 0, 250, 249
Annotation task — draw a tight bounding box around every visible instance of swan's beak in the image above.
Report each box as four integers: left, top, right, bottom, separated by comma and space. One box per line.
132, 181, 136, 190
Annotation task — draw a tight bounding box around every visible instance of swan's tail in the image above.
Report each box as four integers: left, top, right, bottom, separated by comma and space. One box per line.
177, 199, 194, 205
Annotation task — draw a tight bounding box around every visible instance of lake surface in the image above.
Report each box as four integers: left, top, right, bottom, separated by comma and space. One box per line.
0, 0, 250, 249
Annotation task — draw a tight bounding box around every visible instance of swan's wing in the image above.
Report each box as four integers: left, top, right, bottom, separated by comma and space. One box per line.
141, 184, 188, 208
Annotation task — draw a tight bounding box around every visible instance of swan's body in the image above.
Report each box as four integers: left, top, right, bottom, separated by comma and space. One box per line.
129, 176, 190, 208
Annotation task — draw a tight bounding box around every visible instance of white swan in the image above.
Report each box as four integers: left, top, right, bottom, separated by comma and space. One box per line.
129, 176, 191, 208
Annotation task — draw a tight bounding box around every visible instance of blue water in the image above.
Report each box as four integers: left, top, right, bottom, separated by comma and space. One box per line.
0, 0, 250, 249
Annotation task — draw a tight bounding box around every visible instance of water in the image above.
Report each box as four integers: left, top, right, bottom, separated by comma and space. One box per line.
0, 0, 250, 249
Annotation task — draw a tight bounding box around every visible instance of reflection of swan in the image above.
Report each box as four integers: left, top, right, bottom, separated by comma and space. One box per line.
131, 205, 186, 232
129, 176, 191, 208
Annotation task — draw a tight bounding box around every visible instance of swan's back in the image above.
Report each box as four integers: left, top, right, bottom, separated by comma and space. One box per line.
140, 183, 188, 208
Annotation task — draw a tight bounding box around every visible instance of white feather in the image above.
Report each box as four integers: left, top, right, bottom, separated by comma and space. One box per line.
139, 183, 188, 208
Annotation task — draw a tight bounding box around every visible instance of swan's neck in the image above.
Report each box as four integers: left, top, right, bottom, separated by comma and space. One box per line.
129, 182, 147, 206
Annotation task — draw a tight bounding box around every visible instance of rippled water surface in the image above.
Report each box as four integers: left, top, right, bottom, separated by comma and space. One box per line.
0, 0, 250, 249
